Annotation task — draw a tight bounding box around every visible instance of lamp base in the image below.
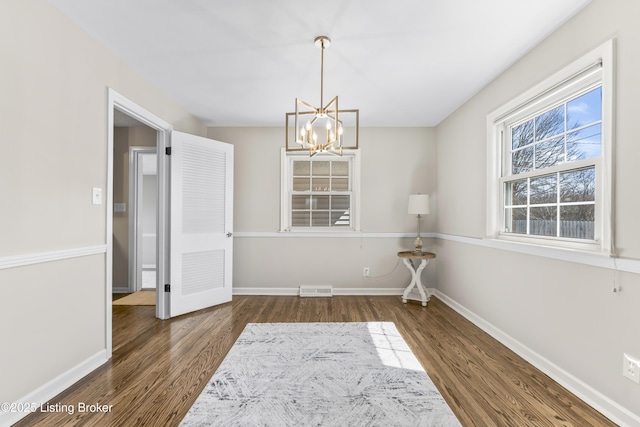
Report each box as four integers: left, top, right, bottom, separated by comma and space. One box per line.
413, 236, 423, 254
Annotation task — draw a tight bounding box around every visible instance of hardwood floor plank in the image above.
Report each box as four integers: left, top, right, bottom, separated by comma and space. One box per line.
14, 296, 617, 427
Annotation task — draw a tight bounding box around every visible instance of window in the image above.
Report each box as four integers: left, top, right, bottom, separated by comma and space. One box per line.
487, 40, 613, 253
281, 149, 360, 231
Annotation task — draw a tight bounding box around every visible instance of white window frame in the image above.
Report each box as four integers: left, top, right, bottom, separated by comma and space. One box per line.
486, 40, 614, 254
280, 148, 361, 232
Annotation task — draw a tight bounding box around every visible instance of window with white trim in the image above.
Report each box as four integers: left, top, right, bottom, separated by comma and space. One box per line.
487, 40, 613, 253
281, 149, 360, 231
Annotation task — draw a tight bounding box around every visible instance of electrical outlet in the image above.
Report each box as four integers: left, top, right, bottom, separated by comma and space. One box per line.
362, 267, 370, 277
92, 187, 102, 205
623, 353, 640, 384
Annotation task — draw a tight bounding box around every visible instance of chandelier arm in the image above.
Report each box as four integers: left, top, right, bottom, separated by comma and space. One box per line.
297, 98, 319, 112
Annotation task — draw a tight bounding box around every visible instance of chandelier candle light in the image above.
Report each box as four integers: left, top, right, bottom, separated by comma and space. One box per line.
408, 194, 430, 253
286, 36, 359, 156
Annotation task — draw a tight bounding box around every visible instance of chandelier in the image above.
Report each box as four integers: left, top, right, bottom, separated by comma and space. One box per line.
286, 36, 359, 156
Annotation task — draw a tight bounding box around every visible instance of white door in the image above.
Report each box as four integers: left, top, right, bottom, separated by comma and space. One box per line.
169, 131, 233, 317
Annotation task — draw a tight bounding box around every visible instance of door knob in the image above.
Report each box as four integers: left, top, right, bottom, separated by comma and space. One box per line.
226, 232, 233, 237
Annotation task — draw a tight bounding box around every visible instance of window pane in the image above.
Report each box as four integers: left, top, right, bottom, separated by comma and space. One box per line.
331, 210, 350, 226
331, 177, 349, 191
530, 175, 557, 205
560, 167, 595, 203
535, 136, 564, 169
312, 177, 330, 191
332, 195, 350, 210
312, 211, 330, 226
535, 105, 564, 141
288, 154, 355, 229
292, 211, 310, 227
505, 207, 526, 234
567, 124, 601, 161
567, 87, 602, 130
293, 161, 310, 176
530, 206, 557, 236
312, 161, 330, 176
512, 120, 533, 149
332, 162, 349, 176
512, 146, 533, 174
293, 178, 310, 191
505, 180, 527, 206
314, 195, 330, 210
292, 195, 311, 209
560, 205, 595, 239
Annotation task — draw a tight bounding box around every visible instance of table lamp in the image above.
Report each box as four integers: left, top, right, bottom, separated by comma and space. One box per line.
408, 194, 430, 253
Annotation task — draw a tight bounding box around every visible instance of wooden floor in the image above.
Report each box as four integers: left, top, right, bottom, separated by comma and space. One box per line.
16, 296, 616, 427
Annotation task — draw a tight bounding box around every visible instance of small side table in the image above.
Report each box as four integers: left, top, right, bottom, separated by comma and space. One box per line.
398, 251, 436, 307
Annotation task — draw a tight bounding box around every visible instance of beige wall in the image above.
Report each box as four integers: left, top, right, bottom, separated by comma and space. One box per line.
3, 0, 636, 422
435, 0, 640, 420
112, 126, 156, 288
207, 127, 437, 290
0, 1, 205, 405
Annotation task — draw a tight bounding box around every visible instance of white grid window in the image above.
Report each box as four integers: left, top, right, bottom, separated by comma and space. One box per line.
504, 85, 601, 240
487, 40, 613, 253
281, 149, 360, 232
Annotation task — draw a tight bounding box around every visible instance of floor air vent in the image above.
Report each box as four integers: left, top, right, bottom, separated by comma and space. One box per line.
299, 285, 333, 297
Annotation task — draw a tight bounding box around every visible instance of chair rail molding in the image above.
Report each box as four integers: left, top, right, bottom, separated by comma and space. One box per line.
433, 233, 640, 275
0, 245, 107, 270
233, 231, 425, 238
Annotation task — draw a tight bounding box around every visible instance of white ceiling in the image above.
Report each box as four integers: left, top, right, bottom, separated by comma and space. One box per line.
49, 0, 591, 127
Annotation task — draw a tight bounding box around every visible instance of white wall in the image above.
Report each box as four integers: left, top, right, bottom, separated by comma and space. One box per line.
207, 127, 437, 291
0, 0, 205, 412
435, 0, 640, 424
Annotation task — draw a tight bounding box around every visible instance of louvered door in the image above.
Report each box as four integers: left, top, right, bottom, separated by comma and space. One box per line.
169, 131, 233, 317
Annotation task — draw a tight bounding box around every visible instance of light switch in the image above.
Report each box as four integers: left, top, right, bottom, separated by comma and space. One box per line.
114, 202, 126, 212
92, 187, 102, 205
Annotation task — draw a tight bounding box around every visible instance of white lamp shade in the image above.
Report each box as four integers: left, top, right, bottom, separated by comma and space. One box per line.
408, 194, 430, 215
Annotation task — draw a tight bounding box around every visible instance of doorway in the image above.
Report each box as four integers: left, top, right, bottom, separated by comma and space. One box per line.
129, 148, 158, 292
107, 90, 172, 357
106, 89, 234, 359
112, 117, 158, 296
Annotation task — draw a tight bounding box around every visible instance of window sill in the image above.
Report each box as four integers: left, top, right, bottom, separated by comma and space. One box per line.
495, 233, 608, 254
486, 234, 614, 267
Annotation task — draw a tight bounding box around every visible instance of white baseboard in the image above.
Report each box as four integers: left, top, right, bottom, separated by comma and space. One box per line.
233, 287, 299, 296
232, 287, 425, 297
334, 287, 407, 296
433, 289, 640, 427
0, 350, 108, 427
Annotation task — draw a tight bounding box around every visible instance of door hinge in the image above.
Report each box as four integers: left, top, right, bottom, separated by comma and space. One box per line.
164, 284, 171, 292
165, 147, 172, 156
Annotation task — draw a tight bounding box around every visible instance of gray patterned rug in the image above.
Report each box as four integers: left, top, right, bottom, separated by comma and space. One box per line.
180, 322, 461, 426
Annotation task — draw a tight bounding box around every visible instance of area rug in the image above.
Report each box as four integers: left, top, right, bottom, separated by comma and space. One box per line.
180, 322, 461, 426
112, 290, 156, 306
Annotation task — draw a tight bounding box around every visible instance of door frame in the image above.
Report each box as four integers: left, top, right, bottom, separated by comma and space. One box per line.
107, 88, 171, 357
128, 147, 157, 293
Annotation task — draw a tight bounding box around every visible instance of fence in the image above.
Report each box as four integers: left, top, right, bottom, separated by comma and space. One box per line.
512, 220, 594, 239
